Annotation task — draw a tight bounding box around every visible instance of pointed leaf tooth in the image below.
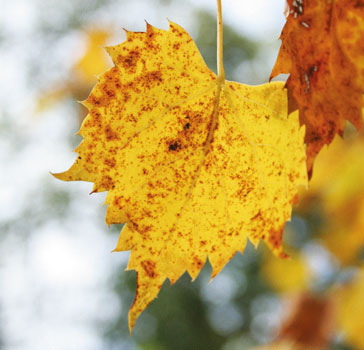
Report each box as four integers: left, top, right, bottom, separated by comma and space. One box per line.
113, 225, 134, 251
210, 251, 237, 281
145, 21, 153, 33
128, 272, 164, 333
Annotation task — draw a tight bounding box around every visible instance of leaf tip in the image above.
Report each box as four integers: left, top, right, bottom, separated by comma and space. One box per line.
51, 170, 70, 182
128, 316, 135, 335
209, 264, 223, 283
167, 19, 177, 28
167, 20, 183, 35
103, 45, 113, 56
145, 20, 152, 33
89, 184, 98, 195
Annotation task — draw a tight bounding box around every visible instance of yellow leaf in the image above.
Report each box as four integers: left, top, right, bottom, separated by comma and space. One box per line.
300, 134, 364, 265
261, 250, 310, 293
34, 29, 112, 116
307, 135, 364, 209
75, 29, 112, 84
335, 267, 364, 348
54, 21, 307, 331
320, 195, 364, 265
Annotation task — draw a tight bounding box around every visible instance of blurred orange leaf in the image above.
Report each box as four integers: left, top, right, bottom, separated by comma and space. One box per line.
277, 293, 334, 350
260, 294, 334, 350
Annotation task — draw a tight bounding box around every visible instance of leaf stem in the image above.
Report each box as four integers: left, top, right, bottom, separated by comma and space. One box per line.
217, 0, 225, 83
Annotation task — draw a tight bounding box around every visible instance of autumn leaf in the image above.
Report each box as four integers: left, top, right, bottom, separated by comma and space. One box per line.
75, 29, 113, 84
258, 293, 334, 350
299, 133, 364, 265
271, 0, 364, 175
261, 249, 310, 293
335, 267, 364, 348
54, 21, 307, 330
35, 28, 112, 116
277, 293, 334, 350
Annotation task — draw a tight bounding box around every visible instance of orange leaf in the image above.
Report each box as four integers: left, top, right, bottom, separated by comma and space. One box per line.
278, 293, 334, 349
271, 0, 364, 175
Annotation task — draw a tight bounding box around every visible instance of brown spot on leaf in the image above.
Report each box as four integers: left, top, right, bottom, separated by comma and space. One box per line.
144, 71, 163, 85
169, 141, 179, 151
105, 125, 120, 141
193, 256, 203, 268
104, 158, 116, 168
141, 259, 157, 278
88, 109, 103, 128
100, 175, 114, 189
88, 93, 108, 107
117, 50, 141, 73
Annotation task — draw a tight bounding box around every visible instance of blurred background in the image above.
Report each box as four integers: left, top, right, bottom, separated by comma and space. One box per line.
1, 0, 364, 349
